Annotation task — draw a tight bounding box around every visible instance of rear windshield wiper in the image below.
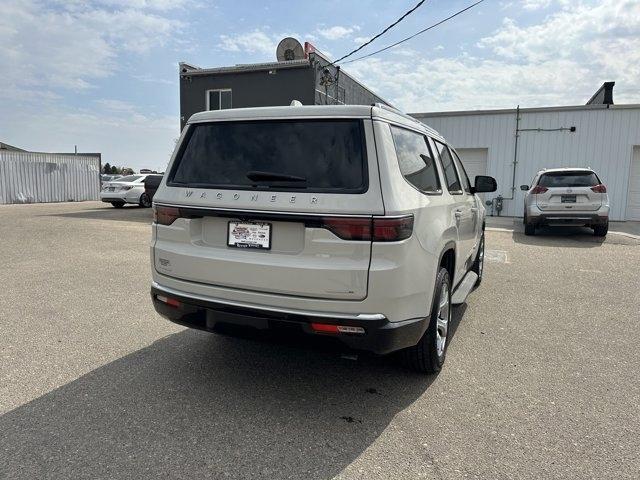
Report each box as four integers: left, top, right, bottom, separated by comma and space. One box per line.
246, 171, 307, 183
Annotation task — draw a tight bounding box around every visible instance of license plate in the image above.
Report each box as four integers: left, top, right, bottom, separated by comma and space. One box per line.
227, 221, 271, 250
561, 195, 576, 203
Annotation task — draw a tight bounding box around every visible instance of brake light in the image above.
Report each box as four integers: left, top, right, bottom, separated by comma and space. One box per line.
321, 217, 372, 241
530, 185, 548, 194
373, 216, 414, 241
154, 205, 181, 225
591, 184, 607, 193
319, 215, 414, 241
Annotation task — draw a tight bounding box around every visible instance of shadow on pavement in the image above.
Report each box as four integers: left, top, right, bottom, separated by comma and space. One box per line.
511, 225, 607, 248
0, 327, 441, 479
44, 205, 153, 224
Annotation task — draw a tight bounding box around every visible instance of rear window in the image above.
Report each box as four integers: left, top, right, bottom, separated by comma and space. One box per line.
168, 119, 367, 193
538, 171, 600, 187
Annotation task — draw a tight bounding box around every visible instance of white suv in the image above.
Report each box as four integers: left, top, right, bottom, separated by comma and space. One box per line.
150, 105, 497, 373
521, 168, 610, 236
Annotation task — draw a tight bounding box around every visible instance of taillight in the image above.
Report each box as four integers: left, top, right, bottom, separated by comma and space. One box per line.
154, 205, 181, 225
530, 185, 548, 194
373, 216, 414, 241
321, 217, 372, 241
591, 184, 607, 193
319, 215, 414, 242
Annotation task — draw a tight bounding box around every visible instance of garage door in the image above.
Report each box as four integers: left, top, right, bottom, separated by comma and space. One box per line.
627, 146, 640, 220
455, 148, 488, 184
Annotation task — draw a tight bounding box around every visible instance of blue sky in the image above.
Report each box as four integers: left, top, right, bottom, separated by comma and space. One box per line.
1, 0, 639, 171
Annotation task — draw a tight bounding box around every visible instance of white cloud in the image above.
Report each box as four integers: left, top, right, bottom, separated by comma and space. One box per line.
0, 0, 184, 97
354, 36, 370, 44
522, 0, 553, 10
318, 26, 354, 40
0, 0, 184, 170
218, 30, 278, 56
346, 0, 640, 112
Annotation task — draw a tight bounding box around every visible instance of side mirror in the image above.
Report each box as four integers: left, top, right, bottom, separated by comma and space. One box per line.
472, 175, 497, 193
520, 185, 529, 191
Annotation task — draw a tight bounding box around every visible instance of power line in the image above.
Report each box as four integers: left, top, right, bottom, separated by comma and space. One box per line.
329, 0, 428, 66
339, 0, 485, 65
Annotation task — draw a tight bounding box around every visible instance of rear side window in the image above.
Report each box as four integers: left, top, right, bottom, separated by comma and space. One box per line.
390, 126, 441, 193
433, 141, 462, 193
169, 119, 367, 193
538, 171, 600, 188
451, 150, 472, 194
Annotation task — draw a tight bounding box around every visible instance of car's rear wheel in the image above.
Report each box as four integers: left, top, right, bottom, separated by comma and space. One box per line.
471, 234, 484, 286
593, 221, 609, 237
400, 267, 451, 374
111, 202, 124, 208
524, 214, 536, 236
139, 193, 152, 208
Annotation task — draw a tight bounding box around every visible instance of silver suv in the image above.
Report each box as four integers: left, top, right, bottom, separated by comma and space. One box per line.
521, 168, 610, 236
150, 105, 497, 373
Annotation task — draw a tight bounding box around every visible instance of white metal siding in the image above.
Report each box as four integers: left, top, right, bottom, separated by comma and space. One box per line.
414, 106, 640, 221
456, 148, 488, 181
0, 152, 100, 204
627, 146, 640, 221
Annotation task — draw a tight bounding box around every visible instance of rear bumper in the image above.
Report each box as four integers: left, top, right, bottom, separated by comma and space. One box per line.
526, 205, 609, 226
150, 283, 426, 355
100, 189, 142, 204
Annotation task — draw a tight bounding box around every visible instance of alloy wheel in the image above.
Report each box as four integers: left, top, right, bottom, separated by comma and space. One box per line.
435, 282, 451, 357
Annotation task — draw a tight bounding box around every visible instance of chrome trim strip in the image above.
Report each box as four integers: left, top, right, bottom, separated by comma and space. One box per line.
151, 282, 386, 322
153, 202, 375, 218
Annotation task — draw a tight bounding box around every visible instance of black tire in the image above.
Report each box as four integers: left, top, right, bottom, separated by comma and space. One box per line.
111, 202, 124, 208
524, 215, 536, 236
471, 234, 484, 286
139, 193, 152, 208
593, 221, 608, 237
400, 267, 452, 374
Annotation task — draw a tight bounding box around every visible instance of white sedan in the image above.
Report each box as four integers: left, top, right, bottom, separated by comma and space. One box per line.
100, 174, 152, 208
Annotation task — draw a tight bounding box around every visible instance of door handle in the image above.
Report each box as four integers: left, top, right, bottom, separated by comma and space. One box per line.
470, 207, 478, 213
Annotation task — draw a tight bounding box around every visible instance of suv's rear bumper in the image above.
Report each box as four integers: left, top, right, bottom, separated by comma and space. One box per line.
526, 205, 609, 226
531, 214, 608, 226
151, 283, 426, 355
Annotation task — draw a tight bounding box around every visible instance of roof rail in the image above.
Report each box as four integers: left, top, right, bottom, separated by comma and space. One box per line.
372, 103, 442, 138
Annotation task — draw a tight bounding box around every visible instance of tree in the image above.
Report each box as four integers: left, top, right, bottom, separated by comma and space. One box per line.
103, 162, 111, 174
110, 165, 118, 174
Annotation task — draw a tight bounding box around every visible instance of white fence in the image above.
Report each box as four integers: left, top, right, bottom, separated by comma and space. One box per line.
0, 151, 101, 204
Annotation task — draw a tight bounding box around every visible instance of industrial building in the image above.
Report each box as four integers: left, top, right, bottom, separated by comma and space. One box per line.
179, 38, 390, 130
0, 147, 101, 204
413, 83, 640, 221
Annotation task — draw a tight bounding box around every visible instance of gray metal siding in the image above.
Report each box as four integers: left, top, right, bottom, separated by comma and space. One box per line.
180, 67, 316, 129
0, 152, 101, 204
414, 107, 640, 220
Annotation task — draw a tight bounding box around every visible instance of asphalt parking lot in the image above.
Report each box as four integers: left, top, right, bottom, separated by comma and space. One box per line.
1, 202, 639, 479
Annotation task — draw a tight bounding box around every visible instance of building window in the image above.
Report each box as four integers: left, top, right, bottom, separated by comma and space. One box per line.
206, 89, 232, 111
